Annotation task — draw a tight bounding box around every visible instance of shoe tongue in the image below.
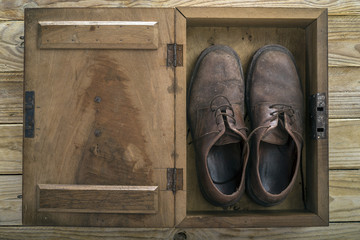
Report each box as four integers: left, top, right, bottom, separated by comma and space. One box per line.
215, 127, 240, 146
262, 124, 289, 145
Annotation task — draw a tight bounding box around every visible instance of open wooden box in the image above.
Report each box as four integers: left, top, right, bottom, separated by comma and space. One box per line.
24, 7, 328, 228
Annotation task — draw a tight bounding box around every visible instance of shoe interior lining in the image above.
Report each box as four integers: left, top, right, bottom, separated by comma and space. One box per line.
207, 142, 243, 195
259, 137, 297, 194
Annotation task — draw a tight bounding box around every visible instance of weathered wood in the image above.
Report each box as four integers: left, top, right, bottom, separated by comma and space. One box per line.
1, 68, 360, 125
0, 124, 22, 174
328, 15, 360, 67
0, 68, 358, 126
329, 119, 360, 169
23, 8, 176, 227
177, 7, 323, 27
0, 73, 23, 123
0, 0, 357, 237
0, 223, 359, 239
330, 170, 360, 221
0, 175, 22, 225
174, 9, 187, 226
329, 67, 360, 119
0, 119, 357, 180
329, 41, 360, 67
0, 72, 23, 82
1, 0, 360, 20
0, 21, 23, 72
306, 10, 329, 222
328, 16, 360, 41
178, 212, 326, 228
1, 15, 359, 73
176, 7, 328, 227
39, 21, 159, 49
1, 170, 360, 226
183, 223, 360, 239
37, 184, 159, 214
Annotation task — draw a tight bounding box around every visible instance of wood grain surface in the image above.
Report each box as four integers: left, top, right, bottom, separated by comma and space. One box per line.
0, 0, 359, 238
328, 15, 360, 67
177, 7, 323, 27
37, 184, 159, 214
23, 8, 176, 227
0, 21, 23, 72
329, 67, 360, 119
0, 175, 22, 225
2, 170, 360, 225
328, 16, 360, 41
38, 20, 159, 49
0, 73, 23, 123
0, 223, 359, 239
1, 120, 356, 174
0, 124, 22, 174
2, 0, 360, 20
329, 119, 360, 169
2, 68, 360, 123
174, 9, 187, 226
329, 41, 360, 67
3, 16, 360, 72
329, 170, 360, 221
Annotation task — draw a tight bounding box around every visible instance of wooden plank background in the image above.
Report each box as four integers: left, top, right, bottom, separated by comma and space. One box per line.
0, 0, 360, 238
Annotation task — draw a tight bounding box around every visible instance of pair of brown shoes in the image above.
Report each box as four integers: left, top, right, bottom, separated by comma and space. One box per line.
187, 45, 303, 207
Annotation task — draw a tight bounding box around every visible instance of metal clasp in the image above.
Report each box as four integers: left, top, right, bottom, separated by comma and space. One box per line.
25, 91, 35, 138
310, 93, 327, 139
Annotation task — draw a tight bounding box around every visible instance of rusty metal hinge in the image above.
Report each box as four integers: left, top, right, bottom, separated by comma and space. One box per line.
167, 43, 183, 67
167, 168, 183, 193
25, 91, 35, 138
310, 92, 327, 139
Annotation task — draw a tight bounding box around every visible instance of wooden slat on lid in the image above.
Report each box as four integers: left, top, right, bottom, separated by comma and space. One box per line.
38, 21, 159, 49
37, 184, 159, 214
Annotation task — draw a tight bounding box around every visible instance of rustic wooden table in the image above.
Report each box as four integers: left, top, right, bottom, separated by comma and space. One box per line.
0, 0, 359, 239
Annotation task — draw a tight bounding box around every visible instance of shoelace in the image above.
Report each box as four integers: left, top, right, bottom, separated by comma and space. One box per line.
189, 95, 248, 144
210, 95, 248, 133
189, 102, 302, 145
210, 95, 237, 125
269, 104, 295, 125
247, 104, 302, 141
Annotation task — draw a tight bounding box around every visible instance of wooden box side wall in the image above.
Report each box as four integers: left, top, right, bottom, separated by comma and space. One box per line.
305, 10, 329, 225
178, 7, 329, 228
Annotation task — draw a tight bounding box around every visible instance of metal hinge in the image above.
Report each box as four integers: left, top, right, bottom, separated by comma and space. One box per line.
310, 92, 327, 139
167, 43, 183, 67
25, 91, 35, 138
167, 168, 183, 193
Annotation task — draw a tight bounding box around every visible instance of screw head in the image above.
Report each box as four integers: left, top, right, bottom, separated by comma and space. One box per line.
94, 129, 102, 137
94, 96, 102, 103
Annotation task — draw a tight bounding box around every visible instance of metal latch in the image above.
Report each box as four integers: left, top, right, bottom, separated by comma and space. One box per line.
167, 168, 183, 193
310, 92, 327, 139
167, 43, 183, 67
25, 91, 35, 138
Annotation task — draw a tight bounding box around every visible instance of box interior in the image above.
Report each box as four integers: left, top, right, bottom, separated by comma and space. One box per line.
185, 23, 312, 215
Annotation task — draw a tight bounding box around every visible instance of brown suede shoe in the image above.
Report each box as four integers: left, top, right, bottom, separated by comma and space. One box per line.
188, 45, 249, 207
246, 45, 304, 206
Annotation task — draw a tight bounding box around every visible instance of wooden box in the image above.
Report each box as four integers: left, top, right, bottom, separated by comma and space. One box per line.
24, 7, 328, 228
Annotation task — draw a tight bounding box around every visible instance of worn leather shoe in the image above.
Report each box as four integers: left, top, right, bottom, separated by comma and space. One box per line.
246, 45, 304, 206
188, 45, 249, 207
